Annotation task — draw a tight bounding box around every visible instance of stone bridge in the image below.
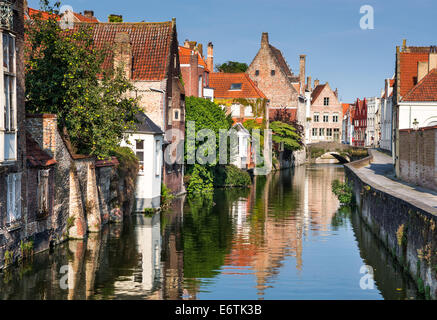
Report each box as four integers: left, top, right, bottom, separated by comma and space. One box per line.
307, 142, 366, 164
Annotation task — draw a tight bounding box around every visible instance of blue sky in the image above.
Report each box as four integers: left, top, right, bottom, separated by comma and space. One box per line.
28, 0, 437, 102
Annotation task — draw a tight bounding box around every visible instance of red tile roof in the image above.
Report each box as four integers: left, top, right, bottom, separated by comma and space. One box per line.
26, 133, 57, 167
178, 46, 209, 71
402, 69, 437, 102
342, 103, 350, 116
74, 21, 175, 81
73, 12, 98, 23
399, 51, 429, 97
209, 73, 266, 99
26, 7, 60, 21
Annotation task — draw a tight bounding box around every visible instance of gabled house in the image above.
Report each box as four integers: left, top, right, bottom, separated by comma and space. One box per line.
380, 78, 394, 152
353, 99, 367, 147
209, 72, 268, 169
76, 19, 186, 195
120, 112, 164, 211
309, 81, 342, 143
179, 40, 214, 100
366, 97, 380, 147
393, 41, 437, 175
247, 33, 308, 127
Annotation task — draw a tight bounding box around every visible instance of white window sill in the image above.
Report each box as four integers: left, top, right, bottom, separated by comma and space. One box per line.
0, 160, 17, 166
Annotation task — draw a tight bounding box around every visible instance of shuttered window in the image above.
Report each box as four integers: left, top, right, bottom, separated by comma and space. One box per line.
6, 172, 21, 224
38, 169, 50, 216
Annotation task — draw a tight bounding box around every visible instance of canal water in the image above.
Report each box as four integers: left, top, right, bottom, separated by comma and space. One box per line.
0, 164, 423, 300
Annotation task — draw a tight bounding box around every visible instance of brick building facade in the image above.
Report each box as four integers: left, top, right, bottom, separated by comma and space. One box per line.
77, 19, 186, 195
309, 82, 342, 143
179, 40, 213, 100
247, 32, 307, 126
352, 98, 367, 147
0, 0, 28, 268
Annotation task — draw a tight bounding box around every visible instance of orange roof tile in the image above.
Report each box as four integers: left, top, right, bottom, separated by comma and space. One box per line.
73, 12, 99, 23
74, 22, 175, 81
342, 103, 350, 116
402, 69, 437, 102
399, 52, 429, 97
210, 73, 266, 99
26, 7, 60, 21
26, 133, 57, 167
178, 46, 209, 71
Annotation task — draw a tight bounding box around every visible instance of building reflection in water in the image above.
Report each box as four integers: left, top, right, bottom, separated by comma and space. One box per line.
0, 165, 423, 300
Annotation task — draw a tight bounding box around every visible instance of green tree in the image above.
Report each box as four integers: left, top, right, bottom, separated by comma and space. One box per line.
270, 121, 303, 151
25, 1, 141, 159
215, 61, 248, 73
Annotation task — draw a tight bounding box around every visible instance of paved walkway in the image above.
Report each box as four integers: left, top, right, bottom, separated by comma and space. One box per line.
352, 149, 437, 215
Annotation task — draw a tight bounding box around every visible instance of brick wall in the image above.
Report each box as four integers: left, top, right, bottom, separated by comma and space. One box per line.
399, 126, 437, 191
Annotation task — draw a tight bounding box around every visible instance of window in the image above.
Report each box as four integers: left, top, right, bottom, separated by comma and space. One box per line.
198, 76, 203, 97
312, 128, 318, 137
136, 139, 144, 172
230, 83, 242, 90
255, 70, 259, 76
271, 70, 275, 76
155, 140, 161, 176
313, 113, 319, 122
324, 97, 329, 106
231, 104, 240, 117
327, 128, 333, 137
1, 33, 16, 162
239, 136, 248, 157
37, 169, 50, 217
319, 128, 325, 137
6, 172, 21, 224
323, 114, 329, 122
334, 128, 340, 141
333, 114, 339, 123
244, 106, 253, 117
173, 109, 180, 121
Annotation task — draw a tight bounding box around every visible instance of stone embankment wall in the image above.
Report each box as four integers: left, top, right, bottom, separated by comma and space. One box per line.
399, 126, 437, 192
345, 156, 437, 299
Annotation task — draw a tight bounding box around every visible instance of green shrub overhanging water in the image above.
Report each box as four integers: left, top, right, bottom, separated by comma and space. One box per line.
331, 179, 354, 205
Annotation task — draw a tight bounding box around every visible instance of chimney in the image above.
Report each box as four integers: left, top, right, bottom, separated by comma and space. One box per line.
184, 39, 190, 48
108, 14, 123, 22
417, 61, 428, 83
207, 42, 214, 72
83, 10, 94, 18
429, 48, 437, 71
307, 76, 312, 91
314, 79, 320, 87
402, 39, 407, 52
114, 32, 132, 80
299, 55, 306, 92
261, 32, 269, 49
197, 43, 203, 57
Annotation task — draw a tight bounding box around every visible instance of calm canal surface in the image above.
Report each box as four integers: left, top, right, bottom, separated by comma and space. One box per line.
0, 164, 423, 300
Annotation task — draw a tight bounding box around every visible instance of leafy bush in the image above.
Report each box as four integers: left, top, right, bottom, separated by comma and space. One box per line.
213, 165, 251, 187
161, 183, 174, 209
187, 164, 214, 195
331, 179, 354, 205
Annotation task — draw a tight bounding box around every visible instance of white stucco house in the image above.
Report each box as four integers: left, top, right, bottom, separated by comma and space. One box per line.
380, 78, 394, 152
121, 112, 164, 211
366, 97, 380, 147
231, 123, 251, 170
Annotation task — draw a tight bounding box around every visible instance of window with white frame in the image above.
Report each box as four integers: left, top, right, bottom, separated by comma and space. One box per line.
244, 106, 253, 117
312, 128, 318, 137
323, 113, 329, 122
155, 139, 161, 176
313, 113, 319, 122
324, 97, 329, 106
2, 32, 16, 162
231, 104, 240, 117
327, 128, 333, 137
135, 139, 144, 172
319, 128, 325, 137
333, 113, 339, 123
6, 172, 21, 224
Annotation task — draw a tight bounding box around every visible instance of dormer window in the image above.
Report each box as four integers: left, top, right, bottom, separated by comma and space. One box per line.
271, 70, 275, 76
230, 83, 242, 90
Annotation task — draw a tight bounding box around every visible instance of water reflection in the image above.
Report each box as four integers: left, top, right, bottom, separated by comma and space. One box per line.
0, 165, 422, 300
